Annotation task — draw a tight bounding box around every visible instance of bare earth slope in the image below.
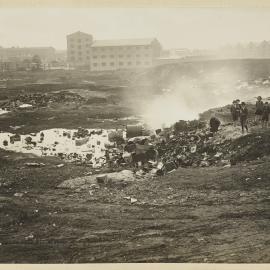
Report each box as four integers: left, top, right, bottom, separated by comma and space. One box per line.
0, 142, 269, 263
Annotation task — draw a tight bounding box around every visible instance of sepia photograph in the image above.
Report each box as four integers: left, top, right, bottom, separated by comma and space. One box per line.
0, 2, 269, 264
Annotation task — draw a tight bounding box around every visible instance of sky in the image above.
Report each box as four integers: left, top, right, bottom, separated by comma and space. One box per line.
1, 8, 270, 50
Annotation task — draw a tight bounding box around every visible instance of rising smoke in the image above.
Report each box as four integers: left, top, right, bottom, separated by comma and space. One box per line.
140, 67, 242, 129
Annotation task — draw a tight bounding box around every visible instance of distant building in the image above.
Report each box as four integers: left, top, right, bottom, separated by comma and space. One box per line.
0, 47, 56, 62
90, 38, 161, 71
66, 31, 93, 69
66, 31, 162, 71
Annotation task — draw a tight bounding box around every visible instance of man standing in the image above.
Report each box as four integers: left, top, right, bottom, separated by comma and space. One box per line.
230, 100, 239, 127
240, 102, 248, 134
262, 101, 270, 128
255, 96, 264, 123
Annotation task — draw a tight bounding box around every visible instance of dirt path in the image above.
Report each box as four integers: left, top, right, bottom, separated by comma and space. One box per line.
0, 151, 269, 263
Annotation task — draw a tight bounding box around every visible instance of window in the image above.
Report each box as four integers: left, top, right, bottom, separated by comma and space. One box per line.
70, 45, 74, 48
102, 62, 106, 66
86, 56, 90, 60
93, 55, 97, 59
144, 62, 149, 65
78, 39, 81, 42
119, 55, 123, 58
110, 55, 114, 58
78, 45, 81, 49
119, 62, 123, 66
70, 50, 74, 54
110, 62, 114, 66
93, 63, 98, 67
145, 54, 149, 57
136, 54, 140, 57
101, 55, 106, 58
71, 56, 75, 61
136, 61, 141, 65
127, 55, 131, 58
78, 57, 82, 61
78, 51, 82, 55
127, 62, 132, 66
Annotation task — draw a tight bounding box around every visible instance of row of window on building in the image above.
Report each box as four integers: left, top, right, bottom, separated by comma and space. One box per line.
92, 54, 150, 58
69, 51, 150, 58
69, 56, 89, 61
69, 51, 90, 55
92, 61, 150, 67
69, 44, 92, 49
92, 46, 151, 52
69, 38, 91, 43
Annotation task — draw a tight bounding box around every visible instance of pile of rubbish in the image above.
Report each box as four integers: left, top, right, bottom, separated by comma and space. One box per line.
2, 119, 265, 181
109, 121, 234, 176
2, 91, 84, 110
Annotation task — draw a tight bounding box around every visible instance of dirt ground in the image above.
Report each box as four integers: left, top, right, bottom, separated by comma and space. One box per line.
0, 145, 269, 263
0, 68, 270, 263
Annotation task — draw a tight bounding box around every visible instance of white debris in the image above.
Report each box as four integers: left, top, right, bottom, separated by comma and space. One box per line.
19, 104, 33, 108
130, 198, 138, 204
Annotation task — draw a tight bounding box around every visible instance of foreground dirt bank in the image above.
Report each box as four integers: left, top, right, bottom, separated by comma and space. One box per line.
0, 147, 269, 263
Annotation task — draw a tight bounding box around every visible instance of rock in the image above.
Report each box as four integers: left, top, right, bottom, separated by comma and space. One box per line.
3, 140, 8, 146
200, 160, 210, 167
58, 170, 136, 190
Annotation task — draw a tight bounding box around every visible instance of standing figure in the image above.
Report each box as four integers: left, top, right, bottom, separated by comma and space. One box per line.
240, 102, 248, 134
255, 96, 264, 123
262, 102, 270, 128
230, 100, 240, 127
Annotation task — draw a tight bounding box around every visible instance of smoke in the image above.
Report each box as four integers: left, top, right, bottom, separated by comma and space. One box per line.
140, 67, 242, 129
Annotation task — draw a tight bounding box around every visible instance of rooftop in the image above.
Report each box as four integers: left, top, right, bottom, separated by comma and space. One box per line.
91, 38, 156, 47
67, 31, 92, 37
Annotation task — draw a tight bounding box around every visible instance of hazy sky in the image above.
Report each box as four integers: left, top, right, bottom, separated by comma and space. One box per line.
1, 8, 270, 50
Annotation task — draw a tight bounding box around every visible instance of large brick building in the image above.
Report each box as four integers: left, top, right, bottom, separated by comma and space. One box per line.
66, 31, 162, 71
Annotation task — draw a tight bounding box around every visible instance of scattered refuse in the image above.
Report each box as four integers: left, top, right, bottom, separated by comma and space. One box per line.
14, 193, 24, 197
25, 162, 45, 167
130, 198, 138, 203
56, 164, 65, 168
25, 234, 34, 240
0, 108, 10, 115
19, 104, 33, 109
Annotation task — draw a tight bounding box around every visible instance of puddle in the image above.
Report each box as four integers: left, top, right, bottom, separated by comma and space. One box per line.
0, 128, 125, 167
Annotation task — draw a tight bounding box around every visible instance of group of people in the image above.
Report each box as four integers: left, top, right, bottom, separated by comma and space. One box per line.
230, 96, 270, 133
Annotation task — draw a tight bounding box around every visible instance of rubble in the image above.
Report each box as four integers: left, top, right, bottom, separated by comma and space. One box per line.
58, 169, 138, 190
2, 90, 85, 111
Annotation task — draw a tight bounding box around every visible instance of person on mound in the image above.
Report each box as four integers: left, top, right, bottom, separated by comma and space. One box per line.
262, 101, 270, 128
255, 96, 264, 123
240, 102, 249, 134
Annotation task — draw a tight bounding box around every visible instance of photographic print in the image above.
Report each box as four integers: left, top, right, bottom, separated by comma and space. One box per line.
0, 2, 269, 264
